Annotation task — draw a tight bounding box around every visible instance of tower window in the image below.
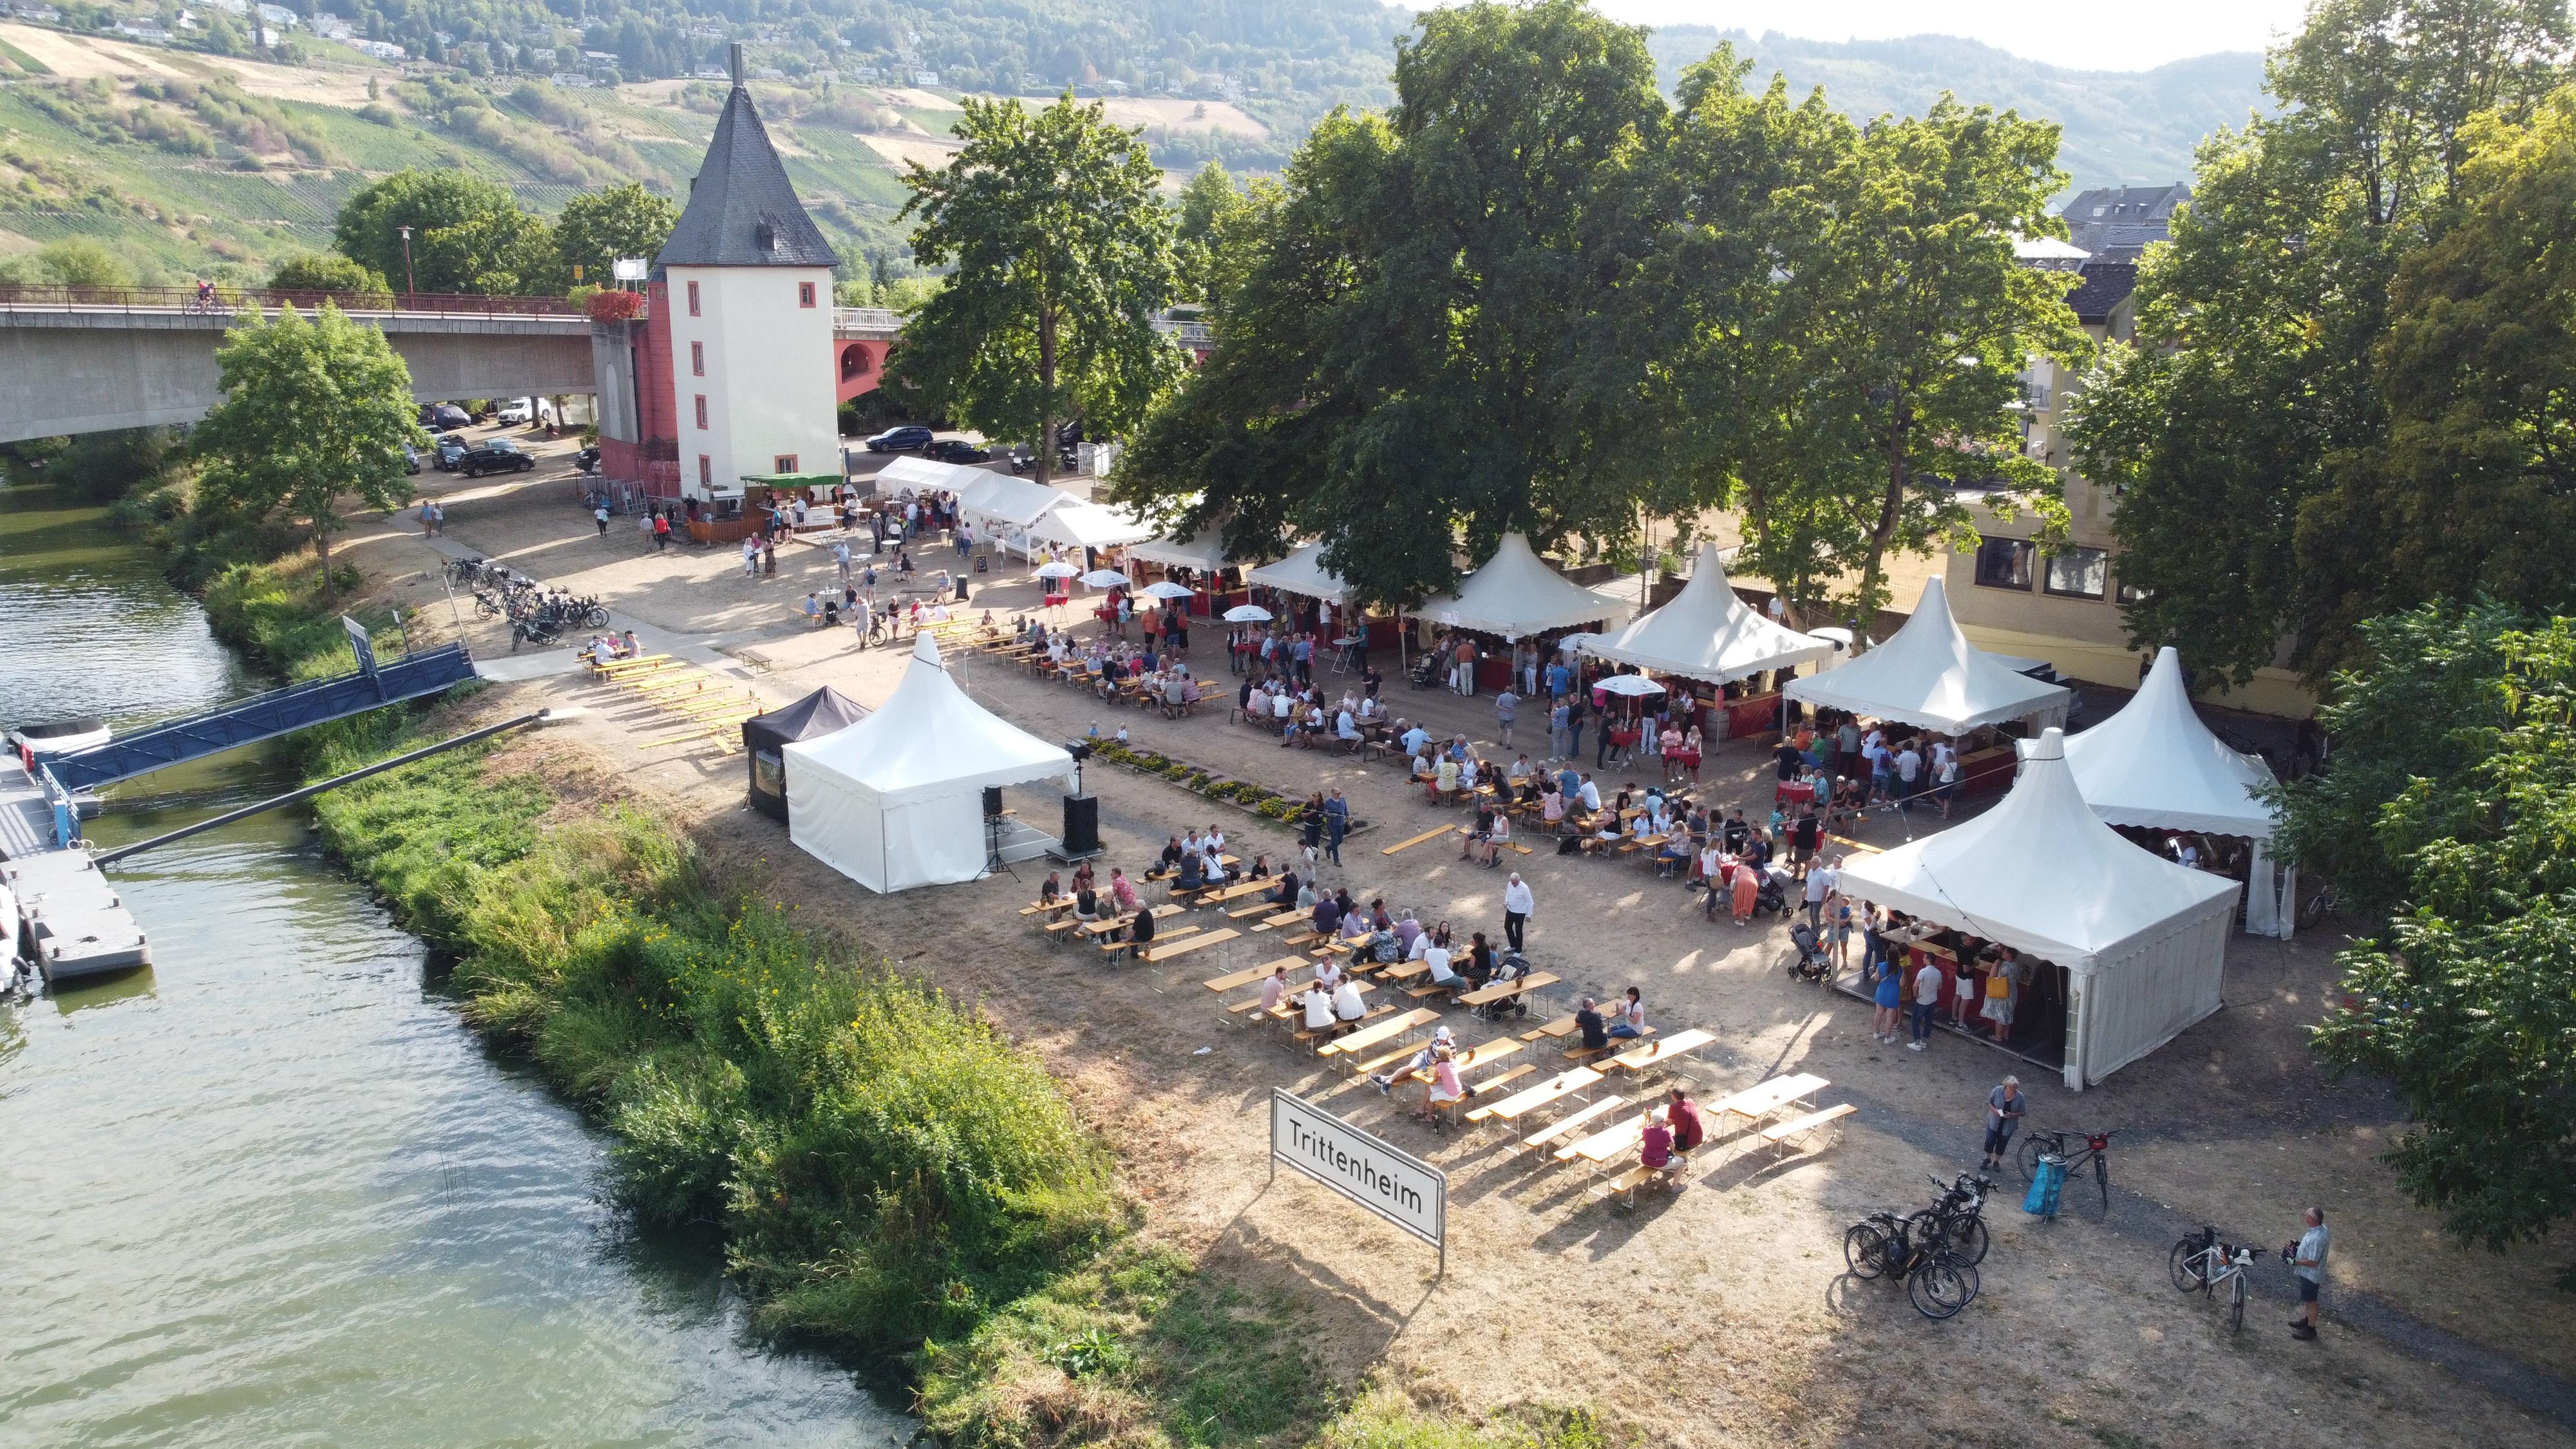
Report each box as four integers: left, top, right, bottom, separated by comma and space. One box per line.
773, 453, 797, 473
799, 281, 816, 308
694, 395, 708, 430
697, 455, 712, 488
687, 280, 701, 316
690, 341, 704, 377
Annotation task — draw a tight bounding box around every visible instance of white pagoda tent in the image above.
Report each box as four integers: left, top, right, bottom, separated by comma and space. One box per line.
784, 634, 1075, 891
1029, 500, 1157, 553
1245, 542, 1350, 600
2062, 646, 2293, 938
1417, 532, 1619, 638
1126, 526, 1235, 573
1577, 541, 1832, 684
1783, 576, 2072, 734
1837, 728, 2242, 1090
867, 455, 988, 497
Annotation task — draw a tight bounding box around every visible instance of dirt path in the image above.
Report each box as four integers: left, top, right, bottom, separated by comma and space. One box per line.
325, 475, 2575, 1448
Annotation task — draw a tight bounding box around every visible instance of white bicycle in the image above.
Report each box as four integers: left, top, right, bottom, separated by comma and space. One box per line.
2168, 1225, 2263, 1332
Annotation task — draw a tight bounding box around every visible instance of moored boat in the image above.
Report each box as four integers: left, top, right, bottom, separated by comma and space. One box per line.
10, 717, 111, 757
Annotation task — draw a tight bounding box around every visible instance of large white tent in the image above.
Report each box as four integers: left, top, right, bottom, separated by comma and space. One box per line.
1245, 542, 1350, 600
784, 634, 1075, 892
1127, 526, 1235, 573
1577, 541, 1833, 684
1837, 728, 2242, 1090
1417, 532, 1618, 638
1783, 576, 2072, 734
2062, 646, 2293, 938
1029, 501, 1157, 552
867, 455, 987, 496
954, 474, 1076, 558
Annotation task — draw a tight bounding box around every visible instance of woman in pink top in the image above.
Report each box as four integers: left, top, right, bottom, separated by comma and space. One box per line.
1417, 1044, 1465, 1121
1640, 1111, 1674, 1174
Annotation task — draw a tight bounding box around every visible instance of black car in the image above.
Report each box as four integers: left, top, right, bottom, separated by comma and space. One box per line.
433, 435, 469, 471
574, 444, 601, 474
864, 424, 934, 453
457, 439, 536, 478
925, 439, 991, 464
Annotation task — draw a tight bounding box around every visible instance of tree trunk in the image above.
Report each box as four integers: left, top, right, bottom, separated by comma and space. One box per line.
1034, 301, 1057, 491
1857, 400, 1910, 620
314, 518, 337, 608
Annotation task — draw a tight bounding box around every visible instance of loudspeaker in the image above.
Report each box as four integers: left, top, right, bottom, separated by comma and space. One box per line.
1061, 793, 1101, 856
982, 786, 1004, 820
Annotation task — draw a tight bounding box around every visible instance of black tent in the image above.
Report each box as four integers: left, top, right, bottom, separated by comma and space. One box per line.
742, 687, 869, 822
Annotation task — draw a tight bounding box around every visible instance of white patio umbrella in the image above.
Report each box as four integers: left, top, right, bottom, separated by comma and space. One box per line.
1222, 603, 1273, 623
1034, 561, 1081, 580
1142, 581, 1196, 600
1081, 569, 1132, 587
1595, 674, 1667, 696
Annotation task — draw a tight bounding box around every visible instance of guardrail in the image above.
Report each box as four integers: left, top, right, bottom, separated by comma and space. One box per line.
0, 283, 582, 317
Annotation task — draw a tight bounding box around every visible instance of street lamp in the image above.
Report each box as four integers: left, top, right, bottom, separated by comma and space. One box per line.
397, 224, 415, 308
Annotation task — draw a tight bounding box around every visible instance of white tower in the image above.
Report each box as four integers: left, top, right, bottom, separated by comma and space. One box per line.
655, 45, 839, 498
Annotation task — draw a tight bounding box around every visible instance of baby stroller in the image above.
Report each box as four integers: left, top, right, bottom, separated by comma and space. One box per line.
1786, 922, 1833, 984
1473, 951, 1535, 1022
1408, 653, 1442, 690
1754, 867, 1792, 920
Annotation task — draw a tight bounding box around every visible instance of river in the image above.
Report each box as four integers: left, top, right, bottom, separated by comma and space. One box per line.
0, 479, 896, 1446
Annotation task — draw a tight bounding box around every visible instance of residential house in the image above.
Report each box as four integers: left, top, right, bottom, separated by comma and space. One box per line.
2062, 184, 2189, 262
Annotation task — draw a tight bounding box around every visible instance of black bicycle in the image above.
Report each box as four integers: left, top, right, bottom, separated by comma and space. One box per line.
1918, 1172, 1994, 1266
2017, 1127, 2117, 1217
1843, 1209, 1980, 1320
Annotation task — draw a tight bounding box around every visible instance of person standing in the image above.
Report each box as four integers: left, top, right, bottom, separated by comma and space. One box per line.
741, 534, 760, 577
1493, 685, 1517, 748
652, 510, 670, 551
1548, 696, 1571, 762
1908, 956, 1942, 1051
1871, 952, 1903, 1043
1323, 789, 1349, 867
1980, 1075, 2025, 1172
594, 501, 611, 536
1566, 694, 1587, 766
1501, 871, 1533, 952
2284, 1207, 2329, 1340
1802, 851, 1838, 931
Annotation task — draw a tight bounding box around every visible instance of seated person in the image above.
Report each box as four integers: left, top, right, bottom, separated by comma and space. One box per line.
1421, 937, 1459, 989
1339, 909, 1373, 946
1336, 708, 1361, 743
1541, 786, 1567, 829
1392, 910, 1424, 957
1608, 987, 1646, 1039
1417, 1045, 1466, 1121
1461, 933, 1497, 987
1665, 1088, 1705, 1159
1574, 996, 1610, 1051
1037, 871, 1063, 904
1477, 812, 1512, 867
1314, 956, 1346, 993
1175, 852, 1205, 892
1368, 1024, 1456, 1093
1312, 893, 1343, 936
1431, 755, 1461, 800
1072, 885, 1101, 922
1200, 849, 1229, 885
1400, 723, 1432, 757
1126, 904, 1157, 949
1302, 983, 1336, 1033
1246, 855, 1272, 880
1109, 869, 1140, 914
1268, 869, 1302, 907
1640, 1110, 1674, 1179
1331, 976, 1367, 1025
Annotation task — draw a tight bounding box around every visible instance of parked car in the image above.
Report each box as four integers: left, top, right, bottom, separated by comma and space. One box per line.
457, 439, 536, 477
433, 435, 469, 470
421, 403, 473, 432
864, 424, 934, 453
925, 439, 991, 464
495, 399, 535, 426
401, 444, 422, 475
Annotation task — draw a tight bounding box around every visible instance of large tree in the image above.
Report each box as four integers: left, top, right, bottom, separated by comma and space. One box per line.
1117, 0, 1670, 606
2286, 601, 2576, 1285
2065, 0, 2572, 685
543, 182, 679, 296
193, 304, 422, 607
2307, 86, 2576, 642
334, 169, 553, 297
895, 93, 1184, 489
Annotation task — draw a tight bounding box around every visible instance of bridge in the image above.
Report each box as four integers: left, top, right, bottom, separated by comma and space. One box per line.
1, 285, 599, 444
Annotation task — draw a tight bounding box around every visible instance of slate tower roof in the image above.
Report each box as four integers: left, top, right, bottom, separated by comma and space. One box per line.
657, 48, 840, 270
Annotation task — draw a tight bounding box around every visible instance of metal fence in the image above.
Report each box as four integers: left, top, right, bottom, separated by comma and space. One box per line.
0, 283, 582, 317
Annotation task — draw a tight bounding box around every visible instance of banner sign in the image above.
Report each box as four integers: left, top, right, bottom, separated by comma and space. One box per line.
342, 614, 378, 676
1270, 1088, 1445, 1250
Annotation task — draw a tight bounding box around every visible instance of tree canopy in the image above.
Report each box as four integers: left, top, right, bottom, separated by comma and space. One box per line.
192, 304, 422, 605
268, 252, 392, 299
544, 182, 679, 294
2287, 601, 2576, 1283
334, 169, 551, 297
894, 92, 1184, 488
2065, 0, 2575, 685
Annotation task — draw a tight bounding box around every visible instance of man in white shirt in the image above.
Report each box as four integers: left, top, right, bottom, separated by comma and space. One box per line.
1895, 744, 1923, 806
1336, 708, 1360, 743
1331, 978, 1367, 1022
1302, 984, 1335, 1031
1908, 954, 1942, 1050
1803, 856, 1839, 931
1501, 872, 1534, 951
1577, 775, 1603, 813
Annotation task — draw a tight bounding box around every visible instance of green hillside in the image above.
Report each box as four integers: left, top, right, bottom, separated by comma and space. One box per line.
1647, 29, 2268, 191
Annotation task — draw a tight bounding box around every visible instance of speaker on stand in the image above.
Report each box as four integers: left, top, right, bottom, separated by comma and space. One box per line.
983, 785, 1010, 878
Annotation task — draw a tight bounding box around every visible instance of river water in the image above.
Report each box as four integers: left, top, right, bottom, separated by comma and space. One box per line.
0, 480, 894, 1446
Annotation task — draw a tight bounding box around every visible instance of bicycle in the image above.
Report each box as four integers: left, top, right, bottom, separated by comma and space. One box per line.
1917, 1172, 1994, 1267
2016, 1127, 2117, 1217
2168, 1226, 2264, 1332
1842, 1209, 1980, 1320
2297, 880, 2340, 931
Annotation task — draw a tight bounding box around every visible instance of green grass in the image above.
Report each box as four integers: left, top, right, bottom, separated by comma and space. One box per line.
0, 35, 47, 73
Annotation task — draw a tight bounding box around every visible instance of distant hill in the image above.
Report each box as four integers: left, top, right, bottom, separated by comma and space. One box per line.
1645, 29, 2268, 194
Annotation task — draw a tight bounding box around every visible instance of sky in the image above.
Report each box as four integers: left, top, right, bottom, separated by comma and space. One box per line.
1591, 0, 2315, 71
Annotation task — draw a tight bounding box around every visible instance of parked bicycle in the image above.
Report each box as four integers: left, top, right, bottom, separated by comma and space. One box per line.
1843, 1207, 1980, 1320
2017, 1127, 2117, 1217
2297, 879, 2340, 931
1916, 1172, 1994, 1267
2168, 1225, 2266, 1333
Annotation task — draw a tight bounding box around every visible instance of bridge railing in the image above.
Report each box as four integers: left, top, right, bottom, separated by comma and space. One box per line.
0, 283, 582, 317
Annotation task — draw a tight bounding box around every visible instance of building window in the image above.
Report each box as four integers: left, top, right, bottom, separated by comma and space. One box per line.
693, 395, 708, 430
690, 341, 704, 377
2044, 546, 2109, 600
798, 281, 815, 308
697, 455, 712, 488
686, 280, 701, 316
1973, 536, 2034, 591
773, 453, 797, 473
2117, 580, 2154, 605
